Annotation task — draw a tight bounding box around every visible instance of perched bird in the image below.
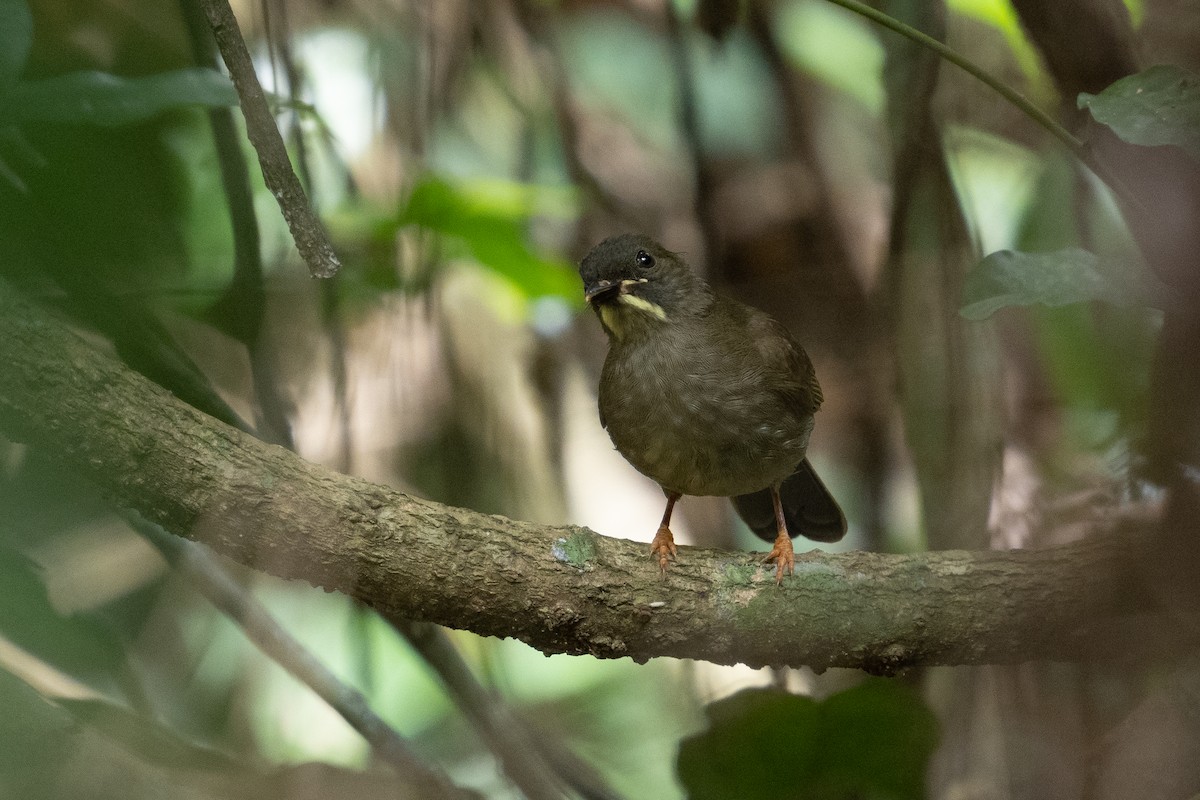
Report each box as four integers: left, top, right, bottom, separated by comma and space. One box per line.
579, 233, 846, 582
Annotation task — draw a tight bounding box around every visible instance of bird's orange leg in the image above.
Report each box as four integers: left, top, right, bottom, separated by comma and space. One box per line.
763, 485, 794, 584
650, 491, 681, 575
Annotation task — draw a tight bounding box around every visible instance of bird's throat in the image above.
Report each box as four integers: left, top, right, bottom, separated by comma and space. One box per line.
599, 295, 668, 341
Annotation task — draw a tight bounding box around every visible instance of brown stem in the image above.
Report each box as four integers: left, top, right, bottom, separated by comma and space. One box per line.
197, 0, 341, 279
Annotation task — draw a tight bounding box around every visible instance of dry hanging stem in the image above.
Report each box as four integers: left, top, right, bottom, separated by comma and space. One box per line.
198, 0, 341, 279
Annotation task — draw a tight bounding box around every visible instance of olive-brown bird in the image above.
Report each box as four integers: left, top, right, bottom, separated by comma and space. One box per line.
580, 233, 846, 582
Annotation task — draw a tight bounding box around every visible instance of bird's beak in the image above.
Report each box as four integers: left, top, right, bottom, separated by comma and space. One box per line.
585, 278, 645, 305
584, 279, 623, 305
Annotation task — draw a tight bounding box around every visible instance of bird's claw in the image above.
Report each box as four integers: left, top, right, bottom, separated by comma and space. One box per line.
763, 533, 795, 585
650, 525, 677, 576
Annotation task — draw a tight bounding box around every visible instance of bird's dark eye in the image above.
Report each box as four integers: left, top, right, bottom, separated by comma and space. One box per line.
635, 250, 655, 268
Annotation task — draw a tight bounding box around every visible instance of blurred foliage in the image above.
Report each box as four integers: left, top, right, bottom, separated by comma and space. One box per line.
775, 0, 886, 111
57, 696, 243, 773
0, 0, 32, 89
947, 0, 1045, 90
678, 682, 938, 800
0, 547, 127, 692
0, 0, 1198, 797
3, 70, 237, 128
397, 175, 581, 303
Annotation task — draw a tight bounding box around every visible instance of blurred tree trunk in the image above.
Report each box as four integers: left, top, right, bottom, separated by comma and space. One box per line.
881, 0, 1003, 554
877, 3, 1090, 799
1013, 2, 1200, 798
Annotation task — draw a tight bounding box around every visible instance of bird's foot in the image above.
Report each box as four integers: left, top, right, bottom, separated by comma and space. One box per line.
650, 525, 677, 575
763, 532, 794, 585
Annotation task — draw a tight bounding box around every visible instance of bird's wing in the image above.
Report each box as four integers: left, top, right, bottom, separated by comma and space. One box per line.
745, 310, 823, 415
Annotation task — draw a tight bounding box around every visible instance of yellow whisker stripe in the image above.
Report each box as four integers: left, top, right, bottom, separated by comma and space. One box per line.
618, 294, 668, 321
599, 305, 623, 339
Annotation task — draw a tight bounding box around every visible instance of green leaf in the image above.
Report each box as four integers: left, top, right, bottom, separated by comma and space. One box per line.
0, 669, 78, 795
0, 0, 32, 88
398, 175, 580, 302
677, 683, 939, 800
961, 248, 1152, 320
57, 698, 240, 773
0, 547, 125, 686
4, 68, 237, 127
1078, 65, 1200, 162
816, 682, 940, 798
679, 689, 819, 800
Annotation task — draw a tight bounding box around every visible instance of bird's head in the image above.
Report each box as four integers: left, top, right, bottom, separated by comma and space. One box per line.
579, 233, 711, 342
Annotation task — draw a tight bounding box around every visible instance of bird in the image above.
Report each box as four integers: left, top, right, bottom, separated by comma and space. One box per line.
579, 233, 846, 583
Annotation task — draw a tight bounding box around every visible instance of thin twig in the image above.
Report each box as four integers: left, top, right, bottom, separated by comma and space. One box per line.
397, 620, 623, 800
130, 514, 476, 799
256, 0, 355, 469
198, 0, 341, 279
821, 0, 1145, 213
180, 0, 295, 449
825, 0, 1085, 157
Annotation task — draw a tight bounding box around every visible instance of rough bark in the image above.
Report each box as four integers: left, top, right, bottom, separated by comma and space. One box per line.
0, 281, 1176, 672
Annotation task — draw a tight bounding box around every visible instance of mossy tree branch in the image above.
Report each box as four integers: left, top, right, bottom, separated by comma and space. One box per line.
0, 281, 1177, 673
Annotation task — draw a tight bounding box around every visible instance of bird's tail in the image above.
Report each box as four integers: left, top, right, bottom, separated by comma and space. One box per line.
732, 458, 847, 543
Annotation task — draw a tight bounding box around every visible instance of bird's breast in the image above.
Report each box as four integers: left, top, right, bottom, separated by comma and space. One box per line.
597, 329, 812, 497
